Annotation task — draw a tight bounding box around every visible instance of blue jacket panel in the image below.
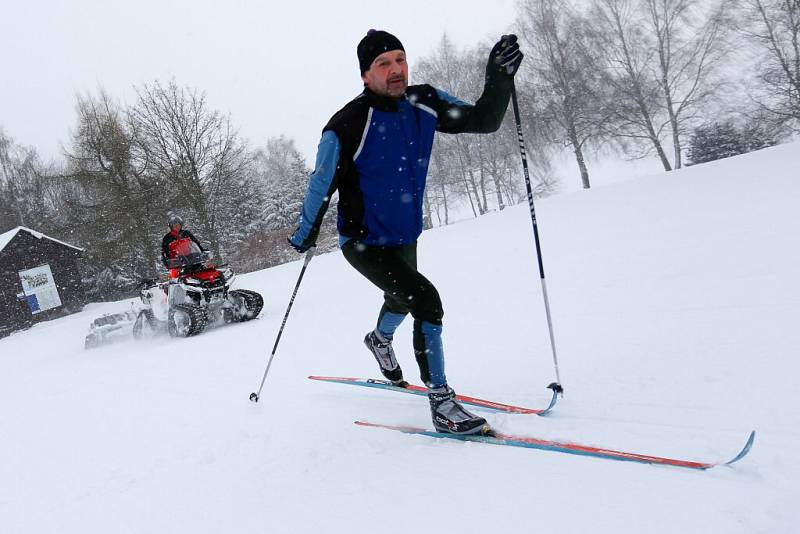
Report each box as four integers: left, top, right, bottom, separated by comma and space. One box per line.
291, 78, 512, 249
353, 100, 438, 245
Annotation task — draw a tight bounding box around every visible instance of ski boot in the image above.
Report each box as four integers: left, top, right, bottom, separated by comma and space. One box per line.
428, 385, 490, 435
364, 330, 407, 386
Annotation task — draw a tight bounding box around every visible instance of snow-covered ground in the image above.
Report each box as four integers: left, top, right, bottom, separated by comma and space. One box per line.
2, 143, 798, 533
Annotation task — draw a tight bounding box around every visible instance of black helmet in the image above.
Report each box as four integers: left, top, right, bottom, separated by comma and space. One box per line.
168, 214, 183, 228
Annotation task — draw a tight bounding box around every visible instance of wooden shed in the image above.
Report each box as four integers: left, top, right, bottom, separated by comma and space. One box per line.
0, 226, 86, 338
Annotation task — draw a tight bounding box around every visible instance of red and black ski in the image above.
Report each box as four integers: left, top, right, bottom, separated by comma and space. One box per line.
355, 420, 756, 470
308, 375, 557, 415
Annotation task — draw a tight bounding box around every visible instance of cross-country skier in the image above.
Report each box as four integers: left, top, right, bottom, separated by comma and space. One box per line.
289, 30, 523, 435
161, 214, 207, 272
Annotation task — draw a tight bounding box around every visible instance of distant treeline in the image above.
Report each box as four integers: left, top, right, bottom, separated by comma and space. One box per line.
1, 0, 796, 299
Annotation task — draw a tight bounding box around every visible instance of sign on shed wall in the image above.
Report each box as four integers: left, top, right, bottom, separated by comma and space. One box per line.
18, 264, 62, 314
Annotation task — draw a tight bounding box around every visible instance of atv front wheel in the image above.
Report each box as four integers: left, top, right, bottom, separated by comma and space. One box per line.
168, 304, 207, 337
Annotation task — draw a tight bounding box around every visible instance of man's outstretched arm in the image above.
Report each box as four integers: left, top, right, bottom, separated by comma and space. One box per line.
435, 34, 523, 134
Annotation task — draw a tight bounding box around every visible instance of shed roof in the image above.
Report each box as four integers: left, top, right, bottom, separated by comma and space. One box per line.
0, 226, 85, 253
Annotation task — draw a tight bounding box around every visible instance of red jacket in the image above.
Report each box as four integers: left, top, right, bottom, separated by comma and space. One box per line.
161, 229, 205, 266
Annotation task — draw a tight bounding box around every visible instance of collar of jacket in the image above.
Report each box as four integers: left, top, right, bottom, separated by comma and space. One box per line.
362, 87, 406, 112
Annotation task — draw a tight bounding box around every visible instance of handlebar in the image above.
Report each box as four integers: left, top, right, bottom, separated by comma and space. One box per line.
164, 250, 213, 269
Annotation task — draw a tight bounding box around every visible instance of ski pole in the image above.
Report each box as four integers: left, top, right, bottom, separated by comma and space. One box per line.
249, 247, 316, 403
509, 80, 564, 396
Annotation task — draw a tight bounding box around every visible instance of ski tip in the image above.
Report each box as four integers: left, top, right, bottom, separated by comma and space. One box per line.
537, 385, 560, 417
723, 430, 756, 467
308, 375, 349, 382
308, 375, 363, 382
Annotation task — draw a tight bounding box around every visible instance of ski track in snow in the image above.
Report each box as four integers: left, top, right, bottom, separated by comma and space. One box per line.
1, 143, 799, 532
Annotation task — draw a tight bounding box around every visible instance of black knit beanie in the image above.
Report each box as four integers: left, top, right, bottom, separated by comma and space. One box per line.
357, 30, 405, 74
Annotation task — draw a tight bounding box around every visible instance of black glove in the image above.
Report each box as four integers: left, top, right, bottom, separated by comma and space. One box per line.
489, 34, 523, 77
287, 235, 313, 254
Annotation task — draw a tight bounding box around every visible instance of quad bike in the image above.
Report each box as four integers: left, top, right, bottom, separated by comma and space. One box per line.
85, 239, 263, 348
134, 239, 263, 338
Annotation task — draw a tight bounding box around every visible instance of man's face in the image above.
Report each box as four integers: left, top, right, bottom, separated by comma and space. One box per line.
171, 223, 181, 232
362, 50, 408, 98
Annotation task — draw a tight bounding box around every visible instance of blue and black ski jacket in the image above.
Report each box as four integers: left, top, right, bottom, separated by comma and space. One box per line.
290, 74, 513, 249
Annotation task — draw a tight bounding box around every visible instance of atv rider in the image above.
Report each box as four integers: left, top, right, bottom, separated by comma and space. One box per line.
162, 215, 207, 275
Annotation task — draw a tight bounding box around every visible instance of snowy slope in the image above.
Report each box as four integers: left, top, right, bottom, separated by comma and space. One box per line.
1, 143, 798, 533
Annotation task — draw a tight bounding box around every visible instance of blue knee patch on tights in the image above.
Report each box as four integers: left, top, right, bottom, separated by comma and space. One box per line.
378, 311, 406, 340
421, 321, 446, 388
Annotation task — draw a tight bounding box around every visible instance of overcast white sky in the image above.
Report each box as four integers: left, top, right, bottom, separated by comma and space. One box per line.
1, 0, 516, 163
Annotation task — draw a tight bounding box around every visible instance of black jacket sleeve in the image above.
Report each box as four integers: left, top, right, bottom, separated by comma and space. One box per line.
161, 234, 172, 265
433, 66, 514, 135
184, 230, 206, 251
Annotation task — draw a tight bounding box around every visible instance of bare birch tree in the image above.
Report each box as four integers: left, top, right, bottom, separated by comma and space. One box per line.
642, 0, 729, 169
517, 0, 611, 189
590, 0, 675, 170
128, 80, 252, 255
416, 34, 551, 221
736, 0, 800, 129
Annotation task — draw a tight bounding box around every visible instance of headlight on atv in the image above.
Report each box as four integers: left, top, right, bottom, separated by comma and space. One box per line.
185, 277, 203, 286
